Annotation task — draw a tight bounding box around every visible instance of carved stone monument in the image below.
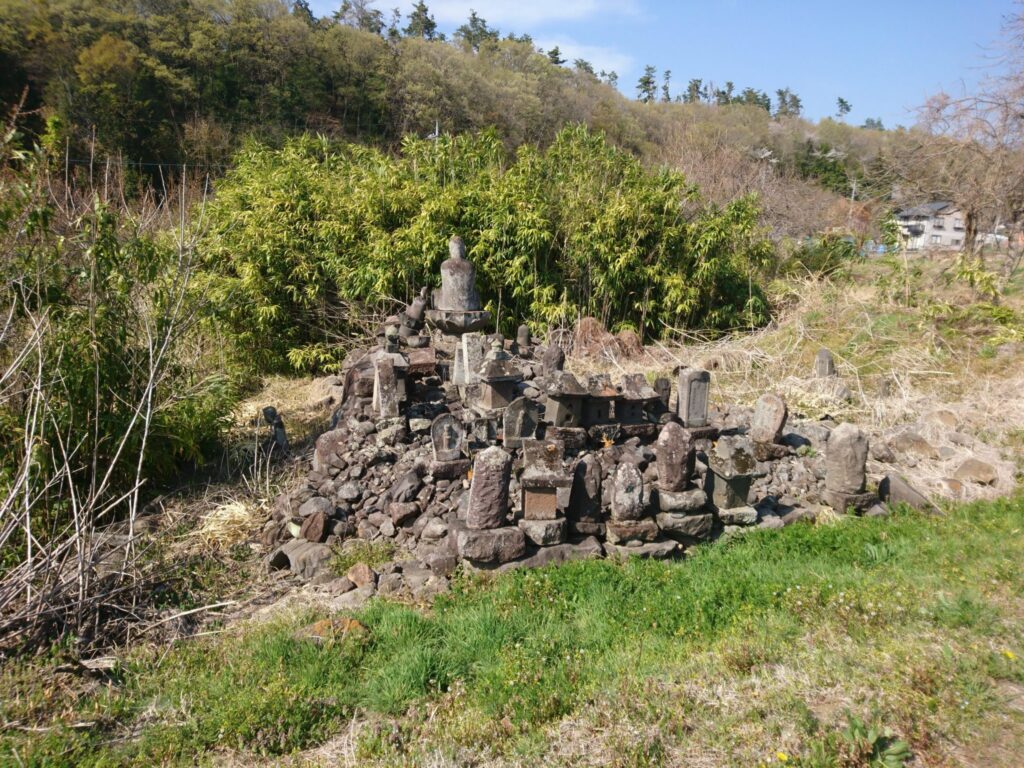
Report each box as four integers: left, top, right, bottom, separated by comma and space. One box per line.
465, 446, 513, 529
541, 343, 565, 376
705, 436, 763, 527
568, 453, 603, 535
514, 324, 533, 357
518, 439, 571, 546
606, 462, 659, 544
372, 357, 400, 418
815, 348, 837, 378
544, 372, 587, 428
430, 413, 464, 461
425, 236, 492, 335
824, 422, 875, 513
476, 340, 523, 412
677, 368, 710, 428
503, 397, 540, 449
400, 287, 430, 347
750, 393, 789, 460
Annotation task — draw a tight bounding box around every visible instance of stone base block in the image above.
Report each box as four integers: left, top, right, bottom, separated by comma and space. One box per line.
606, 517, 660, 544
618, 423, 659, 440
605, 539, 679, 561
425, 308, 492, 334
878, 474, 934, 513
429, 458, 472, 480
655, 512, 713, 540
657, 487, 707, 513
267, 540, 332, 579
686, 425, 720, 441
467, 536, 604, 573
456, 527, 526, 564
823, 489, 877, 514
518, 518, 567, 546
569, 520, 605, 537
521, 486, 561, 520
545, 427, 588, 453
717, 506, 759, 526
587, 424, 621, 445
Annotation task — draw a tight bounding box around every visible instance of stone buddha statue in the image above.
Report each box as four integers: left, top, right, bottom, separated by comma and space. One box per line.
434, 236, 482, 312
425, 235, 492, 336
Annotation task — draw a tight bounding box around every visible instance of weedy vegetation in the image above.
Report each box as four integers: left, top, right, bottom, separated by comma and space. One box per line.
3, 496, 1024, 766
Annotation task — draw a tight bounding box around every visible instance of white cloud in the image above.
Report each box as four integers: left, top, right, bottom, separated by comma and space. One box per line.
535, 37, 634, 76
428, 0, 639, 27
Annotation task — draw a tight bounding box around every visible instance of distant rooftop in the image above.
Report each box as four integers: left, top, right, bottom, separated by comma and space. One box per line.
897, 201, 958, 217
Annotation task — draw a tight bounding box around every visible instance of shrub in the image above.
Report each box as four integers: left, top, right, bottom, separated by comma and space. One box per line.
0, 138, 238, 644
779, 233, 860, 278
201, 125, 774, 373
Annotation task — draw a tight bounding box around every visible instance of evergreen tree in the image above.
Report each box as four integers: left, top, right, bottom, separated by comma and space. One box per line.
404, 1, 437, 39
455, 10, 499, 51
714, 81, 735, 105
684, 78, 705, 104
547, 46, 565, 66
335, 0, 384, 35
292, 0, 316, 26
788, 91, 802, 116
737, 87, 771, 112
774, 87, 802, 118
387, 8, 401, 41
862, 117, 885, 130
661, 69, 672, 102
636, 65, 657, 102
574, 58, 595, 75
836, 97, 852, 119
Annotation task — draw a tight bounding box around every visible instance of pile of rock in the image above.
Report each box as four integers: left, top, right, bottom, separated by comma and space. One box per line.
260, 235, 934, 593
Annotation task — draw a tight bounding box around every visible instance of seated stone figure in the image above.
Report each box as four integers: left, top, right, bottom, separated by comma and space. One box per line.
433, 236, 482, 311
426, 235, 492, 335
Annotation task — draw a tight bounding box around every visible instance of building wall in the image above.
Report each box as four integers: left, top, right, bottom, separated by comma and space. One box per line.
898, 209, 965, 251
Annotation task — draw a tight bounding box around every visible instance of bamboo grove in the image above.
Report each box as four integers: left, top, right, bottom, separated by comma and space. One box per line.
201, 126, 775, 372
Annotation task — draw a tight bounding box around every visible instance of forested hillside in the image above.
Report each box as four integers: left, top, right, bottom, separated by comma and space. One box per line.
1, 0, 918, 240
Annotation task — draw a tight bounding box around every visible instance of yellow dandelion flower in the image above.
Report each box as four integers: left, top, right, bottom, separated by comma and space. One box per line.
1004, 649, 1016, 661
776, 752, 789, 763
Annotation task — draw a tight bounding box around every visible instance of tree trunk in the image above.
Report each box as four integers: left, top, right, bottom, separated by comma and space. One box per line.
964, 209, 979, 256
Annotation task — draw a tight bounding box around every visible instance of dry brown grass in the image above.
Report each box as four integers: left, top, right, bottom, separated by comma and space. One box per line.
191, 500, 263, 552
569, 255, 1023, 504
232, 375, 342, 450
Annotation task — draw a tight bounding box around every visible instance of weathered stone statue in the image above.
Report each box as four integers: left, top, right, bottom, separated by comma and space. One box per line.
426, 236, 492, 335
399, 287, 430, 347
514, 324, 532, 356
262, 406, 289, 454
465, 446, 513, 529
436, 236, 482, 311
824, 423, 876, 513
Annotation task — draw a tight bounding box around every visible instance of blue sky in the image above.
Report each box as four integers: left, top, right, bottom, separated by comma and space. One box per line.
308, 0, 1017, 128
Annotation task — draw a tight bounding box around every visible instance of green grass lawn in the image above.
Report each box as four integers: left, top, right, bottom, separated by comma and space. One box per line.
4, 496, 1024, 767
